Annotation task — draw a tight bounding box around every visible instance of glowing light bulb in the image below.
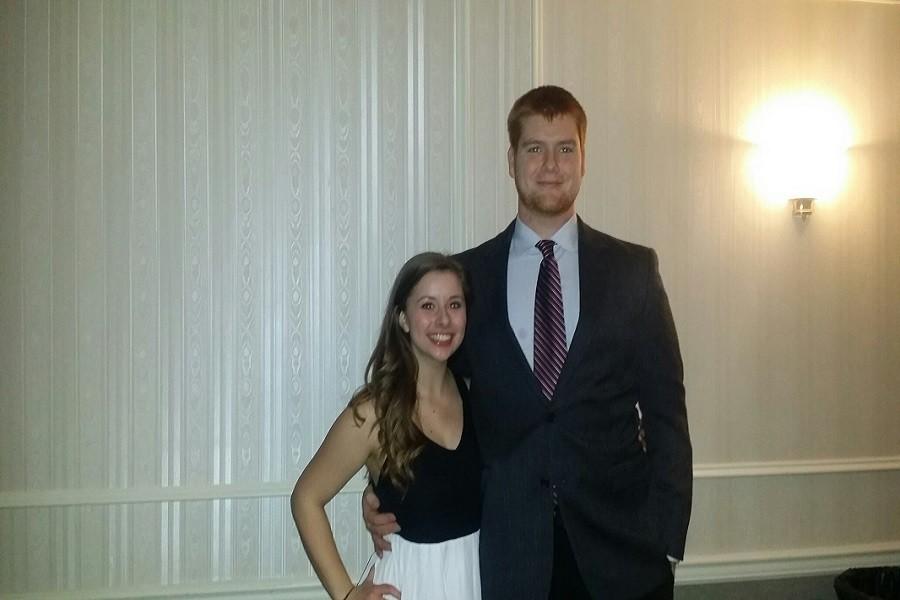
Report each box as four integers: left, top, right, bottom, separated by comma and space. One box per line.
745, 91, 853, 208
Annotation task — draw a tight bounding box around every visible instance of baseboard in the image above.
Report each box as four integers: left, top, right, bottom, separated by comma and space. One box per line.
677, 541, 900, 584
0, 579, 324, 600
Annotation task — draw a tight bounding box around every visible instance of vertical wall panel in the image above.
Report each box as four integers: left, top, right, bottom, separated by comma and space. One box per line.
76, 0, 107, 490
329, 0, 364, 570
102, 0, 134, 585
75, 0, 108, 588
155, 0, 185, 583
0, 0, 26, 499
466, 0, 524, 245
208, 0, 236, 582
48, 1, 79, 588
258, 0, 282, 577
375, 0, 409, 311
423, 1, 454, 253
181, 0, 212, 583
232, 0, 262, 580
278, 0, 311, 580
21, 0, 52, 491
21, 0, 53, 590
129, 0, 162, 585
0, 8, 27, 591
0, 1, 25, 589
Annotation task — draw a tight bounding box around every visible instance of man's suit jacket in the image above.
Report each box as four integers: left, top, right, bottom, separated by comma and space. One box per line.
453, 217, 692, 600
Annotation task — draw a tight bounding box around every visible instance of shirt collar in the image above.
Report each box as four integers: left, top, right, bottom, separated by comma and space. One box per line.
511, 214, 579, 256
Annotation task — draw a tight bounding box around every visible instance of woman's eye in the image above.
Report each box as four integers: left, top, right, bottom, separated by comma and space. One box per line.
421, 302, 434, 310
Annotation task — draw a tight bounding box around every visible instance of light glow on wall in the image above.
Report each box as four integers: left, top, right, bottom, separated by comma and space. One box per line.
745, 91, 854, 207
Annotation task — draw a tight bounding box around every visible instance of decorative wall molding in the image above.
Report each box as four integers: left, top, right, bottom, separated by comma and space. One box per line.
678, 541, 900, 584
5, 455, 900, 509
0, 477, 368, 509
3, 456, 899, 509
693, 456, 900, 479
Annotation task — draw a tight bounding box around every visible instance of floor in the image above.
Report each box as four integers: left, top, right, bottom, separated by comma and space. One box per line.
675, 574, 839, 600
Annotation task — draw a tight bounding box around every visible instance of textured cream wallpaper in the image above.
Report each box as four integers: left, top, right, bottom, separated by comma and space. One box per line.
1, 0, 899, 598
539, 0, 900, 569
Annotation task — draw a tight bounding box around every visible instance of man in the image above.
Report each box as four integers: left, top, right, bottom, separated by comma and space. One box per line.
365, 85, 692, 600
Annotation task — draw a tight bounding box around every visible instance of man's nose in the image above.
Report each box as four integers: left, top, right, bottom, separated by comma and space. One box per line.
543, 152, 559, 171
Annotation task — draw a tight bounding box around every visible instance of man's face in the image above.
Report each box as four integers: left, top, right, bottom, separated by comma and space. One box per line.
508, 113, 585, 223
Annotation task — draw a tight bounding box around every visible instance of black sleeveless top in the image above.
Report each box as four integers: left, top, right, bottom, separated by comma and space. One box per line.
372, 373, 482, 543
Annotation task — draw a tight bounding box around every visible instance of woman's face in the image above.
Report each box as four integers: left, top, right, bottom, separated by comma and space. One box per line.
399, 270, 466, 366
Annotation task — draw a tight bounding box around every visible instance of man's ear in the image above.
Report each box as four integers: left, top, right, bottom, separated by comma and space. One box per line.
398, 311, 410, 333
581, 142, 586, 176
507, 145, 515, 178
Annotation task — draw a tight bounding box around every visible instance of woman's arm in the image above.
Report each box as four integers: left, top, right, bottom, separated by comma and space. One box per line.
291, 402, 398, 600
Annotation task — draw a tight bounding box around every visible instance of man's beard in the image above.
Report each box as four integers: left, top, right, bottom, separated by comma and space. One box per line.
519, 189, 576, 217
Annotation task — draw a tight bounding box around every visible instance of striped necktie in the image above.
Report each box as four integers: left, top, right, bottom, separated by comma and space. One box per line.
534, 240, 566, 400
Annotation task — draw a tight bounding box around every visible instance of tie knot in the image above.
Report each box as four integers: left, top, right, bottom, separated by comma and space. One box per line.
536, 239, 556, 259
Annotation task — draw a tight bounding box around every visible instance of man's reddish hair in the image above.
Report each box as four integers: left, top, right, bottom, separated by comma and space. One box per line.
507, 85, 587, 149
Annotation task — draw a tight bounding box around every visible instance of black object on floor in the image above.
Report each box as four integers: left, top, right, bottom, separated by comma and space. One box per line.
834, 567, 900, 600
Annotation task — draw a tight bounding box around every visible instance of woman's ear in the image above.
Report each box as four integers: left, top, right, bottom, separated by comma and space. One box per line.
398, 310, 410, 333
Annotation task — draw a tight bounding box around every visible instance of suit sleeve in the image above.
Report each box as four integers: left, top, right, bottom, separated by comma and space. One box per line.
636, 248, 692, 559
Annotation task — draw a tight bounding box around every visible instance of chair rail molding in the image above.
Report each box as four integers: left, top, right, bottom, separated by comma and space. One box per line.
3, 456, 898, 509
693, 455, 900, 479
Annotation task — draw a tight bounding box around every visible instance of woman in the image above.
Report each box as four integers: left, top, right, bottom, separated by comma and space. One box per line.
291, 252, 481, 600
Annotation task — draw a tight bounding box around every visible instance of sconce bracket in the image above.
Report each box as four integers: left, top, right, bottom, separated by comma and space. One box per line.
791, 197, 815, 220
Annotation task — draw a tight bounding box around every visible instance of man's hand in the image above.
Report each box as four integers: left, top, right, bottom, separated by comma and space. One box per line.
362, 484, 399, 557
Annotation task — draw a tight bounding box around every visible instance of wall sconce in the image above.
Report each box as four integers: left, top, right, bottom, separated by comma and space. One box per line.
745, 91, 853, 218
791, 197, 814, 220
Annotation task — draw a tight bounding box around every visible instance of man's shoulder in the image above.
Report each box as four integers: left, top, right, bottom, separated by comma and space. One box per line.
578, 219, 656, 262
454, 239, 491, 264
453, 223, 514, 267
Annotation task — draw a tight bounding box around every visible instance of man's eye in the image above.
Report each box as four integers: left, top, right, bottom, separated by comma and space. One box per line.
526, 146, 541, 153
560, 146, 573, 153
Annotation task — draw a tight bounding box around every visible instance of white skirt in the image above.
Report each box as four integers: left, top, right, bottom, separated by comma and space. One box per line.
372, 530, 481, 600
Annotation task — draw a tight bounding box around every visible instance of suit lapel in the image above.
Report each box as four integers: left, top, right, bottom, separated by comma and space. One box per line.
554, 218, 611, 400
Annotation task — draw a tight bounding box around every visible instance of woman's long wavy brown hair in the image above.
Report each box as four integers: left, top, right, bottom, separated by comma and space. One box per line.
349, 252, 469, 492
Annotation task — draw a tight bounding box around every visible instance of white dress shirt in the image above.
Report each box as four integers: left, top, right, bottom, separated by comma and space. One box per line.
506, 215, 580, 367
